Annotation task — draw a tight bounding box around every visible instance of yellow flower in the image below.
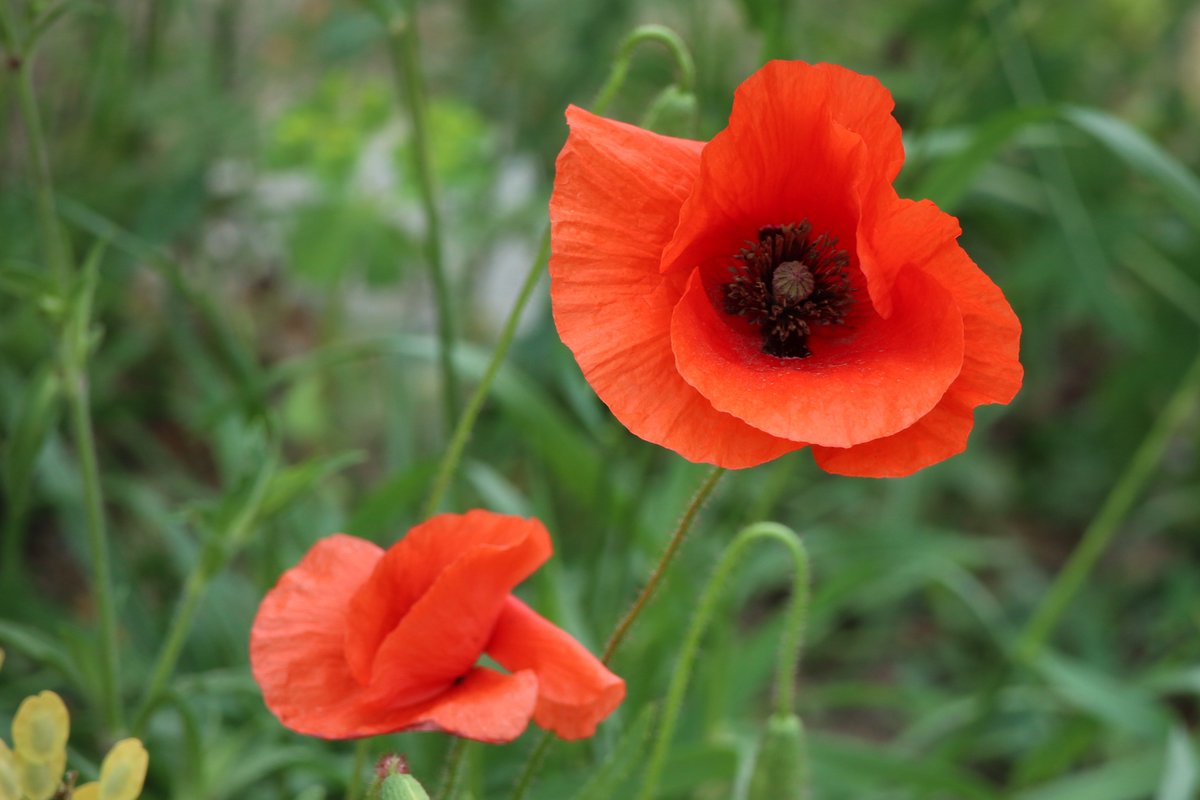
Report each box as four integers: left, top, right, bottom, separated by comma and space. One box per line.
12, 691, 69, 763
13, 747, 65, 800
83, 739, 148, 800
0, 740, 21, 800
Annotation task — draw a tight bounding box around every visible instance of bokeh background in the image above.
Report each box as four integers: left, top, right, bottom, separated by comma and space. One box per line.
2, 0, 1199, 797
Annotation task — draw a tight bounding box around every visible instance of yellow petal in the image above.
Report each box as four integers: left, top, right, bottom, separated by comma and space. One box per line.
97, 739, 148, 800
74, 782, 101, 800
14, 747, 65, 800
12, 691, 70, 762
0, 741, 20, 800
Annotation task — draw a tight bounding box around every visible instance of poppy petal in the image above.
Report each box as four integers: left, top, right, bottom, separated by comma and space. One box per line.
550, 105, 800, 467
403, 667, 539, 745
670, 266, 965, 448
486, 596, 625, 740
360, 514, 552, 707
250, 535, 383, 737
811, 203, 1022, 476
344, 510, 546, 685
660, 73, 868, 282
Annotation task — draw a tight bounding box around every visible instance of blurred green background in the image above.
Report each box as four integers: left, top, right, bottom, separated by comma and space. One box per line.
1, 0, 1199, 797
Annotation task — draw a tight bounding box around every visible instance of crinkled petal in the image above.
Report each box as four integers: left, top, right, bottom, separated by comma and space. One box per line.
661, 60, 910, 319
404, 667, 539, 745
812, 202, 1022, 476
670, 266, 965, 448
660, 76, 866, 280
486, 597, 625, 740
549, 105, 799, 467
251, 533, 543, 742
361, 514, 552, 706
250, 535, 383, 738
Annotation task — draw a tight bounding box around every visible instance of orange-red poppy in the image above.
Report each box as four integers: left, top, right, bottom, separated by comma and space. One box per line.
549, 61, 1022, 477
250, 511, 624, 743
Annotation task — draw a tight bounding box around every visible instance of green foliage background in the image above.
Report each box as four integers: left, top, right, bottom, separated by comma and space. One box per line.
1, 0, 1199, 797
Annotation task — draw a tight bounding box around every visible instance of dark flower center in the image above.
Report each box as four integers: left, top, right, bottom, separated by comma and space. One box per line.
722, 222, 853, 358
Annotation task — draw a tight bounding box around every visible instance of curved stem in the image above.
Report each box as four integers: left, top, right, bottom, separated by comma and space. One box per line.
592, 24, 696, 116
380, 1, 460, 435
1016, 346, 1200, 662
601, 466, 725, 664
638, 522, 810, 800
420, 229, 550, 518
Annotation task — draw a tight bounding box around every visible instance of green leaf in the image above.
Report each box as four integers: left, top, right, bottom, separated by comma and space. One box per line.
1013, 747, 1164, 800
2, 367, 60, 515
258, 450, 366, 520
809, 733, 1002, 799
0, 262, 55, 301
0, 620, 83, 689
345, 461, 436, 541
568, 703, 657, 800
911, 105, 1058, 209
1031, 652, 1170, 739
1061, 106, 1200, 233
1156, 726, 1199, 800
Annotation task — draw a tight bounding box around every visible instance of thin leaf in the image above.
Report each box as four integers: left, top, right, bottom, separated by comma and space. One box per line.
567, 703, 657, 800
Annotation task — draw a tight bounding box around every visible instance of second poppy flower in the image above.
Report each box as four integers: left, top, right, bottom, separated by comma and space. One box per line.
250, 511, 624, 743
549, 60, 1023, 477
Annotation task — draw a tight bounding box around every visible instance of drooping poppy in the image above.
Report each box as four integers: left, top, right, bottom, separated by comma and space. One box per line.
250, 511, 624, 743
549, 60, 1022, 477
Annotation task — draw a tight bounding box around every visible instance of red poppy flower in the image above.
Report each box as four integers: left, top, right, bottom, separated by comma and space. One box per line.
549, 61, 1022, 477
250, 511, 624, 743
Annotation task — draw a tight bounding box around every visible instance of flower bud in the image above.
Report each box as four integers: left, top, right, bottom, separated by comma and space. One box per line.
746, 712, 808, 800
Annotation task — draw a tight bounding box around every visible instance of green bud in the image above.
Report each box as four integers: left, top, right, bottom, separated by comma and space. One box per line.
747, 713, 808, 800
373, 774, 430, 800
641, 85, 699, 138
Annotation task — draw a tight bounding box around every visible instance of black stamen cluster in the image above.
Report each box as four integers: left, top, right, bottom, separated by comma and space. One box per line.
722, 222, 853, 358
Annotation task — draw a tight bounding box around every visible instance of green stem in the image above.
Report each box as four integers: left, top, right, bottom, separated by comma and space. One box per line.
132, 452, 275, 733
508, 731, 553, 800
131, 572, 206, 733
11, 35, 120, 730
1016, 347, 1200, 662
638, 522, 810, 800
379, 1, 461, 434
508, 467, 725, 800
420, 229, 550, 518
12, 48, 73, 285
431, 739, 469, 800
347, 739, 370, 800
601, 466, 725, 663
62, 358, 122, 730
592, 24, 696, 116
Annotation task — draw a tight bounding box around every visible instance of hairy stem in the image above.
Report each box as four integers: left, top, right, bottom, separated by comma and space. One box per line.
601, 466, 726, 663
639, 522, 810, 800
420, 230, 550, 518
